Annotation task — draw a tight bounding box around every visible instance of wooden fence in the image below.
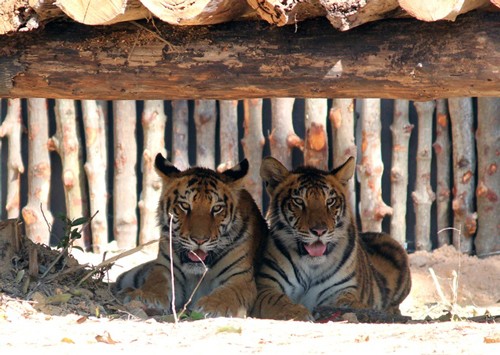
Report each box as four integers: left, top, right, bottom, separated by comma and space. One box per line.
0, 98, 498, 257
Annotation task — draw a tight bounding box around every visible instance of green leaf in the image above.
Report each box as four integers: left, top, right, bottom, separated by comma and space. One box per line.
71, 217, 89, 226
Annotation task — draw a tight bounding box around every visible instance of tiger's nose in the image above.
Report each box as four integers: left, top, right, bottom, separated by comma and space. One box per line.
191, 236, 209, 245
310, 226, 327, 237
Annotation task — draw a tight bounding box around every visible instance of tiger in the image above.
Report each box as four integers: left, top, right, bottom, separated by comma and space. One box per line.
251, 156, 411, 321
113, 153, 267, 318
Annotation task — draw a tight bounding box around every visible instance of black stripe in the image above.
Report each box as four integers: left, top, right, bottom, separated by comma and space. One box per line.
216, 255, 245, 279
218, 267, 252, 286
261, 256, 294, 287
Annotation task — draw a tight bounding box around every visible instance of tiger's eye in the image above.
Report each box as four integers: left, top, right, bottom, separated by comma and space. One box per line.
212, 204, 224, 215
178, 201, 191, 212
326, 197, 336, 207
292, 197, 304, 207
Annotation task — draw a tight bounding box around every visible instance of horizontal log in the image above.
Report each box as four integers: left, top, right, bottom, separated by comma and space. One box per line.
0, 12, 498, 100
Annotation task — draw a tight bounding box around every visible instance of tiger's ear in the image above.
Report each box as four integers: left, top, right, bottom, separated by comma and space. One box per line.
155, 153, 180, 178
260, 156, 289, 195
331, 156, 355, 185
222, 159, 249, 182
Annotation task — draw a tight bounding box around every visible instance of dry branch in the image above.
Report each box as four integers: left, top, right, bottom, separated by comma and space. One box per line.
81, 100, 109, 253
218, 100, 239, 172
138, 100, 166, 252
1, 13, 498, 100
398, 0, 490, 22
304, 98, 328, 170
194, 100, 216, 169
389, 99, 413, 247
412, 101, 436, 251
358, 98, 392, 233
434, 99, 452, 247
171, 100, 190, 170
113, 100, 138, 249
0, 99, 24, 218
22, 98, 52, 244
0, 219, 22, 275
448, 98, 476, 254
330, 98, 356, 210
475, 97, 500, 257
242, 99, 265, 210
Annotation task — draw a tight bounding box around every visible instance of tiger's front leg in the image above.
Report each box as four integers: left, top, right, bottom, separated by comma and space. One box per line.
330, 290, 370, 310
252, 287, 313, 321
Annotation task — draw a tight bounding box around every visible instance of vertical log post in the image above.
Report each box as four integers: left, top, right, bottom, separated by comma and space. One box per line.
304, 98, 328, 169
242, 99, 265, 210
171, 100, 190, 170
194, 100, 216, 169
113, 100, 138, 250
449, 98, 476, 254
358, 99, 392, 233
389, 99, 413, 247
82, 100, 109, 253
22, 98, 52, 245
475, 97, 500, 257
330, 98, 357, 210
0, 99, 24, 218
412, 101, 436, 251
138, 100, 166, 252
50, 99, 89, 250
269, 98, 303, 169
218, 100, 239, 172
434, 99, 452, 247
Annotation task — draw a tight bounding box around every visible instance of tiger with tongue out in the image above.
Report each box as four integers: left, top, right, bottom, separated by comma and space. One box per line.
113, 153, 267, 318
252, 156, 411, 321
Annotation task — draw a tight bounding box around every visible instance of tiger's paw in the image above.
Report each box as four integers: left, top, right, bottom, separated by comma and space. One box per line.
271, 303, 313, 322
119, 287, 171, 313
195, 295, 248, 318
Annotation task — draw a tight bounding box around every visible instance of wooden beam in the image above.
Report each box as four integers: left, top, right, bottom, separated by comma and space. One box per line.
0, 12, 498, 100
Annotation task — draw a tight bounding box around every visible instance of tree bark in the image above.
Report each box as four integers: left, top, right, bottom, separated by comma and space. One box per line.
1, 13, 498, 100
475, 97, 500, 257
433, 99, 452, 247
0, 98, 24, 218
358, 99, 392, 233
329, 98, 356, 211
269, 98, 303, 170
217, 100, 239, 172
304, 98, 328, 170
246, 0, 326, 27
22, 98, 52, 245
242, 99, 265, 210
412, 101, 436, 251
113, 100, 138, 250
171, 100, 190, 170
194, 100, 217, 169
0, 219, 22, 276
389, 99, 413, 248
49, 99, 89, 250
448, 98, 476, 254
398, 0, 490, 22
81, 100, 109, 253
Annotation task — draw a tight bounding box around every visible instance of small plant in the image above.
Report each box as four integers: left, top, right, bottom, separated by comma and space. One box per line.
56, 214, 92, 251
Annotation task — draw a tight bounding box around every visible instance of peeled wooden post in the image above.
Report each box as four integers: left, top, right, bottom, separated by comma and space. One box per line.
475, 97, 500, 257
113, 100, 138, 250
304, 98, 328, 170
138, 100, 166, 252
194, 100, 216, 169
217, 100, 239, 172
330, 98, 356, 210
434, 99, 452, 247
358, 99, 392, 233
171, 100, 190, 170
389, 100, 413, 247
412, 101, 436, 251
50, 99, 89, 250
269, 98, 303, 169
22, 98, 52, 245
82, 100, 109, 253
242, 99, 265, 210
0, 99, 24, 218
449, 98, 476, 254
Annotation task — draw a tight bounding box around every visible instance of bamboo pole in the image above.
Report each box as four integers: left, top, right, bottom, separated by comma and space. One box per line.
304, 98, 328, 169
171, 100, 190, 170
242, 99, 265, 210
82, 100, 109, 253
113, 100, 138, 249
389, 99, 413, 247
358, 98, 392, 233
218, 100, 239, 172
0, 99, 24, 218
22, 98, 52, 244
433, 99, 452, 247
330, 98, 357, 210
475, 97, 500, 257
194, 100, 216, 169
412, 101, 436, 251
448, 97, 476, 254
138, 100, 166, 252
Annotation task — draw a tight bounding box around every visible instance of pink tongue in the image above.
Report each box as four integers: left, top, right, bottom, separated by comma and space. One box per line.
304, 241, 327, 257
188, 249, 207, 262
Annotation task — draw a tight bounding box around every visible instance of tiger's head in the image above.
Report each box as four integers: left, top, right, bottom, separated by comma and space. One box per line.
260, 156, 356, 262
155, 153, 248, 274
